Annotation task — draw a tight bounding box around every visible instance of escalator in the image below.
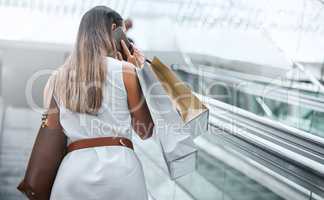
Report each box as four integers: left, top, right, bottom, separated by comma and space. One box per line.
172, 62, 324, 138
168, 60, 324, 199
135, 92, 324, 199
1, 52, 324, 200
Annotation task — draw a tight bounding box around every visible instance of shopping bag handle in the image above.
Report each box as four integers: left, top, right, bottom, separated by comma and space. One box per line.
145, 58, 152, 64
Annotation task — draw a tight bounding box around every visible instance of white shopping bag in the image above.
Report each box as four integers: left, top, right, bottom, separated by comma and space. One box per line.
136, 57, 209, 179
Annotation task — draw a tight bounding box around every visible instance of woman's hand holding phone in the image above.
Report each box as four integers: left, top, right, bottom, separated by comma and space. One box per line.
117, 40, 144, 68
132, 45, 145, 68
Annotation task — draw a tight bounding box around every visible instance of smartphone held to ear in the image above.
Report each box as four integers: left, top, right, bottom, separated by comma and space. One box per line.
113, 27, 133, 60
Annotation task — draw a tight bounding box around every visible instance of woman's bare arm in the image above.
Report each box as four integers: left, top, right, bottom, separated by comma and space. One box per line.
123, 62, 154, 139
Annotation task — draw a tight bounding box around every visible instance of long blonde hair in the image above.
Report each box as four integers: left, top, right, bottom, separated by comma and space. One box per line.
53, 6, 120, 114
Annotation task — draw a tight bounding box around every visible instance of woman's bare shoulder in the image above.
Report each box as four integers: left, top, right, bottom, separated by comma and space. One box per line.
43, 68, 62, 108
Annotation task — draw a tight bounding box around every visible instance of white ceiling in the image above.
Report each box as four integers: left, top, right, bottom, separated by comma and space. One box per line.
0, 0, 324, 65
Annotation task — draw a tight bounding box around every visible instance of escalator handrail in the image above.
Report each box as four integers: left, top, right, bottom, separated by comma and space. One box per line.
211, 109, 324, 162
174, 65, 324, 112
196, 93, 324, 146
197, 64, 323, 95
209, 115, 324, 175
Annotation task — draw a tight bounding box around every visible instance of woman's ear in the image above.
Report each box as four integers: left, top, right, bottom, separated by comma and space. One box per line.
112, 23, 117, 31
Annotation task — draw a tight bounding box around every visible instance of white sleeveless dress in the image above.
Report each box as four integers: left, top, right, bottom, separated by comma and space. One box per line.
50, 57, 148, 200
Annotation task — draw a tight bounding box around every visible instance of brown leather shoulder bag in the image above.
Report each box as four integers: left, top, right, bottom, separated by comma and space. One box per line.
17, 97, 67, 200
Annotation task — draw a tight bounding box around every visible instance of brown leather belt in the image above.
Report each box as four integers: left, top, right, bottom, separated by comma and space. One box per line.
67, 137, 133, 153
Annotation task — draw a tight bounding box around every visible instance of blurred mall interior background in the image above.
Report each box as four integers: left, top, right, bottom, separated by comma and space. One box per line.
0, 0, 324, 199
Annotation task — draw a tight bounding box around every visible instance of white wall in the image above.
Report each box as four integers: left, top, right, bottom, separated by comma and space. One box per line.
0, 41, 68, 107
